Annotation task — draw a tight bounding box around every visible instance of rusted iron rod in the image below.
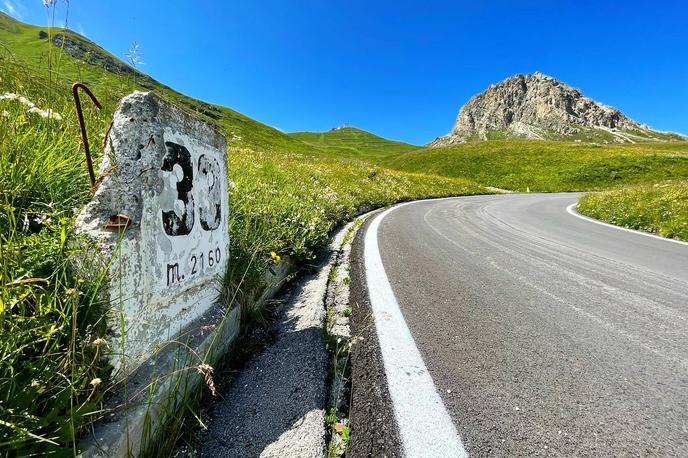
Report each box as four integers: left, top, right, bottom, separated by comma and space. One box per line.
72, 83, 102, 191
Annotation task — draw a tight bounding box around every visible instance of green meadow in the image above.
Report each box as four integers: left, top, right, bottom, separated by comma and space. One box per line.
577, 182, 688, 241
386, 140, 688, 192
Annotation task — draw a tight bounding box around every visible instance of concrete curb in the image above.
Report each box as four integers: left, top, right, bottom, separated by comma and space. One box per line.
81, 262, 293, 457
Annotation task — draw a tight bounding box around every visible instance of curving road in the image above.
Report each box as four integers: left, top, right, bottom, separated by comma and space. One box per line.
350, 193, 688, 457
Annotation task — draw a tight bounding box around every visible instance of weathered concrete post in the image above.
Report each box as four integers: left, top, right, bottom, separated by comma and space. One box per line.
74, 91, 229, 378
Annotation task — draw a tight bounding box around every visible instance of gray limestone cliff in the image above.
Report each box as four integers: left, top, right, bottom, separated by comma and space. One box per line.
432, 72, 684, 145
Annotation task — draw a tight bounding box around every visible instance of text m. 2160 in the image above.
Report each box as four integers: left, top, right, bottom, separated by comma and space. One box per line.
162, 141, 224, 288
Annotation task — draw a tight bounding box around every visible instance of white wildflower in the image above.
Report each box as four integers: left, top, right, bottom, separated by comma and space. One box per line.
0, 92, 18, 101
27, 107, 62, 120
44, 108, 62, 120
18, 96, 35, 108
1, 93, 60, 120
32, 213, 52, 225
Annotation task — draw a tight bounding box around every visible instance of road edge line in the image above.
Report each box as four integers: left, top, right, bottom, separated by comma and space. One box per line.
566, 203, 688, 247
364, 201, 468, 458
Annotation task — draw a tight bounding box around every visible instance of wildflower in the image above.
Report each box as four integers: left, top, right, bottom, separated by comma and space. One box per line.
0, 92, 18, 101
27, 107, 62, 120
18, 96, 35, 108
270, 251, 281, 263
31, 380, 40, 388
32, 213, 51, 225
93, 338, 108, 347
1, 93, 61, 119
90, 378, 102, 387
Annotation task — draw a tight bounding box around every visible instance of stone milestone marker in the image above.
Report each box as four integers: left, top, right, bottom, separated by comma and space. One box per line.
75, 92, 229, 378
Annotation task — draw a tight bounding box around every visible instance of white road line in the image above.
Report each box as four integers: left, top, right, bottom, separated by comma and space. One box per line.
364, 201, 468, 458
566, 203, 688, 247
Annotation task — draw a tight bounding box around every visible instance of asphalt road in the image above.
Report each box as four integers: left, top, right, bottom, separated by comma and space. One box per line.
351, 193, 688, 457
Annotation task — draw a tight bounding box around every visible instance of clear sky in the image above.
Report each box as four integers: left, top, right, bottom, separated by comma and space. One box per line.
3, 0, 687, 144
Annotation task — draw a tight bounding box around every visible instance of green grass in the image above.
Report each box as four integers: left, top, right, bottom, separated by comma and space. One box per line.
577, 182, 688, 241
289, 126, 420, 160
224, 147, 484, 309
386, 139, 688, 192
0, 60, 113, 454
0, 11, 486, 454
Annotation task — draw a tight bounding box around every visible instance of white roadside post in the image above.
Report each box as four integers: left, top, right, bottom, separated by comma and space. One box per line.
74, 91, 229, 379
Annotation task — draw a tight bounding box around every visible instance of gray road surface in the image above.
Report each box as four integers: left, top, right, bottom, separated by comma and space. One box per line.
352, 193, 688, 457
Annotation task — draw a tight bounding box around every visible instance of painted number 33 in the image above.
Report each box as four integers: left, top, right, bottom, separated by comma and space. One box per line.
161, 141, 222, 236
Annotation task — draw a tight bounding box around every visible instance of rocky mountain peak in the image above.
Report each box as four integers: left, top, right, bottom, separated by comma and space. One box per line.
431, 72, 681, 145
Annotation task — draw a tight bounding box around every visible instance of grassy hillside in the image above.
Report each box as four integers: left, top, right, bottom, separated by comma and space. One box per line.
0, 12, 322, 155
577, 182, 688, 241
0, 11, 486, 454
387, 140, 688, 192
289, 126, 419, 159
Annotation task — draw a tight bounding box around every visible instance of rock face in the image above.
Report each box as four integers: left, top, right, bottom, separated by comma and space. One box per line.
432, 72, 682, 145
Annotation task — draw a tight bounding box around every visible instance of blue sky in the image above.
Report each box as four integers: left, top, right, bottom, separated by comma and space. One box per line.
3, 0, 687, 144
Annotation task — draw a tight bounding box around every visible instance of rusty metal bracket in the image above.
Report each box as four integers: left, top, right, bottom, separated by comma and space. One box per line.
103, 214, 132, 232
72, 83, 102, 192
